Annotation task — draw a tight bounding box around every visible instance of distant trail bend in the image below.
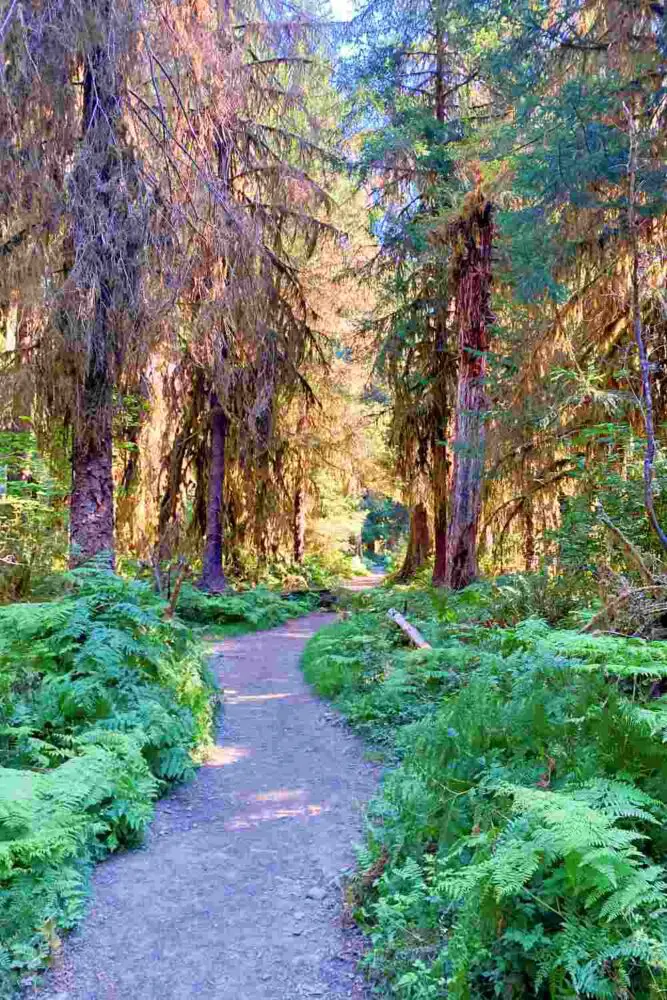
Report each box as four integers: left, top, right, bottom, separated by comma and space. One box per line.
34, 613, 377, 1000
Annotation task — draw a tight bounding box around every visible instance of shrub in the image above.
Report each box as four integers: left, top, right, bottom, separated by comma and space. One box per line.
0, 569, 215, 995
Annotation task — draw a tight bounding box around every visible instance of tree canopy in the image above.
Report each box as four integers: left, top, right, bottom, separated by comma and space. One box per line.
0, 0, 665, 596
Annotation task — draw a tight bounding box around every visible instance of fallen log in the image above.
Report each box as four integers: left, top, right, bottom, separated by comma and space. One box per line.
387, 608, 431, 649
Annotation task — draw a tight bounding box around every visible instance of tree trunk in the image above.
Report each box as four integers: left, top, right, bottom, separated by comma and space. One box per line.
397, 502, 431, 582
158, 400, 197, 546
69, 22, 122, 568
429, 33, 451, 586
199, 392, 229, 592
254, 478, 271, 567
431, 309, 453, 587
445, 195, 494, 590
70, 398, 114, 566
432, 441, 449, 585
156, 379, 205, 568
293, 481, 306, 564
626, 105, 667, 552
523, 499, 537, 572
293, 410, 308, 565
434, 16, 446, 124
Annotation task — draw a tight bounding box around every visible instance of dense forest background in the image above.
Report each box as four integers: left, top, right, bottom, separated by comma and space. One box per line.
1, 0, 666, 605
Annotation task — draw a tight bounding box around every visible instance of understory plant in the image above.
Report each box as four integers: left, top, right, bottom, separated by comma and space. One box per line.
176, 583, 319, 631
0, 568, 215, 996
0, 431, 68, 603
304, 583, 667, 998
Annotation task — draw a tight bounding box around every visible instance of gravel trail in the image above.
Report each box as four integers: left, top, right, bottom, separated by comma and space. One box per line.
35, 612, 377, 1000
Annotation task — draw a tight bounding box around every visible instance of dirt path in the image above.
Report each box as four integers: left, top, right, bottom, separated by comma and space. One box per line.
343, 571, 385, 592
36, 613, 377, 1000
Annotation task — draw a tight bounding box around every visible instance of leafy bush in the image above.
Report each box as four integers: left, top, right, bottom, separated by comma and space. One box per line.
304, 587, 667, 998
0, 569, 215, 995
176, 583, 318, 631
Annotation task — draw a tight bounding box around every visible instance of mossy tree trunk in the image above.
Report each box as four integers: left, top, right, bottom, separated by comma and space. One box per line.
523, 498, 537, 572
70, 392, 114, 567
69, 21, 122, 568
432, 437, 449, 585
445, 195, 494, 590
431, 310, 452, 587
397, 502, 431, 582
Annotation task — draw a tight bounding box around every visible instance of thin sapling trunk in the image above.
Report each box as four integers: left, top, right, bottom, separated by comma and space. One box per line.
199, 392, 229, 592
626, 104, 667, 552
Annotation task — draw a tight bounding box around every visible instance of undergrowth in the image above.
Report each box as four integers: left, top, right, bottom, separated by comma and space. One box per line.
0, 568, 215, 997
176, 583, 319, 632
303, 576, 667, 998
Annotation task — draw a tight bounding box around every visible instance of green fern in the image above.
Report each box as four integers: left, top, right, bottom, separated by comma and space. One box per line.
304, 584, 667, 998
0, 569, 216, 995
176, 583, 317, 631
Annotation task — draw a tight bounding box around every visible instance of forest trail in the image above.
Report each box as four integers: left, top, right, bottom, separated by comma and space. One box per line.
35, 613, 377, 1000
342, 570, 386, 591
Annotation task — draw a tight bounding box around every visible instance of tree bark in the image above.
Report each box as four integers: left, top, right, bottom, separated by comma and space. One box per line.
69, 21, 122, 568
397, 502, 430, 581
429, 31, 451, 587
599, 507, 656, 587
293, 410, 308, 565
434, 15, 446, 124
158, 373, 206, 549
164, 558, 189, 619
199, 392, 229, 592
70, 398, 114, 566
445, 195, 494, 590
626, 105, 667, 552
293, 482, 306, 564
523, 498, 537, 572
432, 441, 449, 585
431, 310, 452, 586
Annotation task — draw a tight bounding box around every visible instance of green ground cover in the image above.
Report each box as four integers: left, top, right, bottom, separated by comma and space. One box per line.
303, 577, 667, 998
0, 569, 216, 996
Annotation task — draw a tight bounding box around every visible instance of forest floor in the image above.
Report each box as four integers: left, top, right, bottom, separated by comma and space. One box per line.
342, 570, 386, 592
31, 612, 378, 1000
